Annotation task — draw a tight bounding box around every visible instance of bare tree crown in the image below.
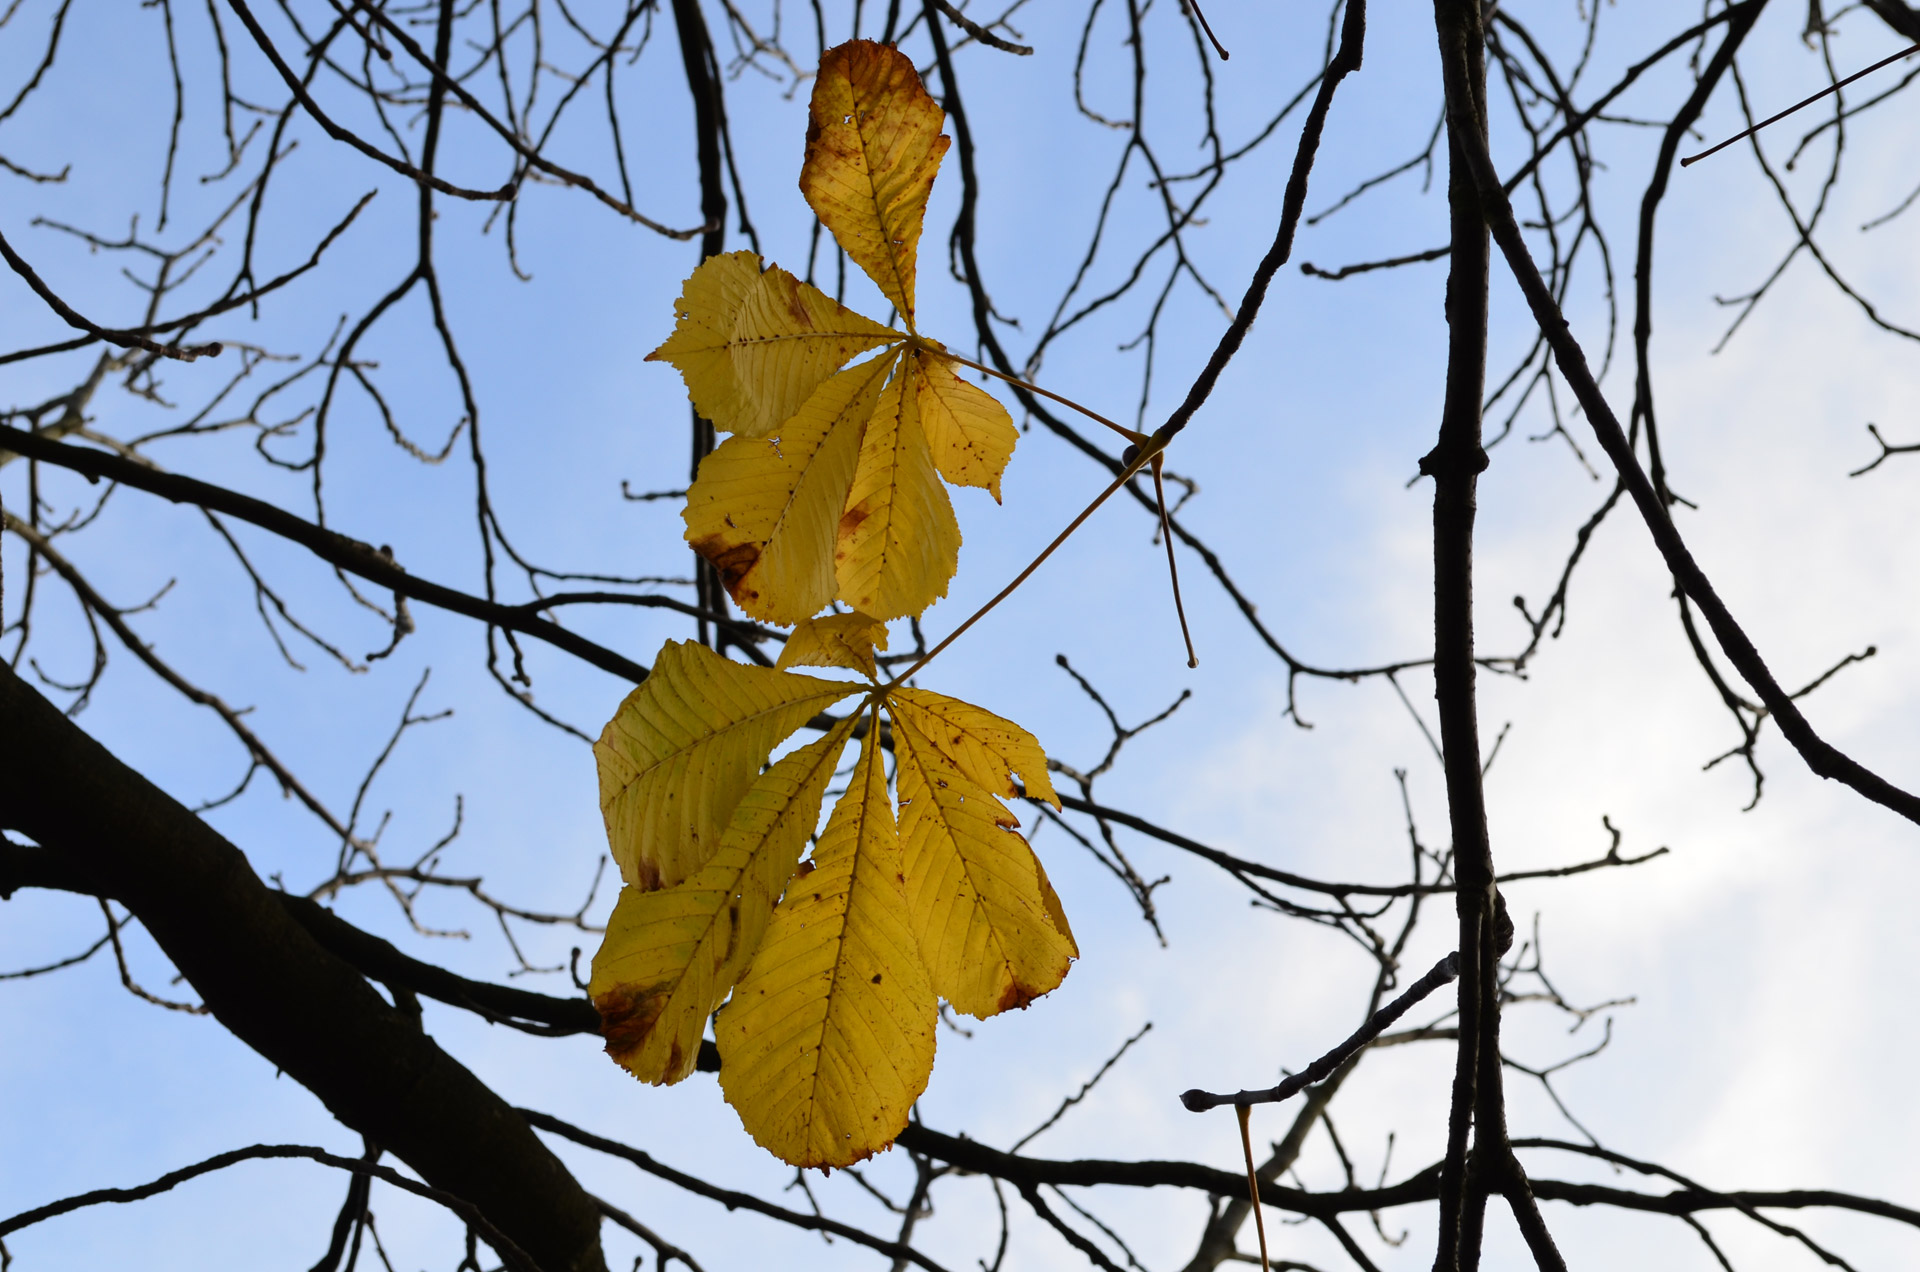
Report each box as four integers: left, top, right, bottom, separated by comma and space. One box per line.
5, 1, 1920, 1269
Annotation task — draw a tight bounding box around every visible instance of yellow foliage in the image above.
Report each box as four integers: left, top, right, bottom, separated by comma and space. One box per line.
776, 612, 890, 679
684, 356, 894, 624
592, 719, 858, 1084
648, 253, 904, 440
886, 685, 1061, 809
648, 42, 1019, 628
642, 251, 766, 433
718, 721, 937, 1167
916, 350, 1021, 501
593, 647, 1076, 1165
610, 39, 1081, 1170
800, 40, 950, 329
595, 641, 860, 890
891, 710, 1077, 1018
835, 353, 963, 621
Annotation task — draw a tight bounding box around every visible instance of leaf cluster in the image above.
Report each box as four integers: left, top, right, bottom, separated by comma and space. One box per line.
652, 41, 1020, 625
591, 41, 1077, 1168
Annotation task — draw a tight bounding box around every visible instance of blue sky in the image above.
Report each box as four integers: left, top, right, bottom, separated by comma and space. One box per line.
5, 1, 1920, 1268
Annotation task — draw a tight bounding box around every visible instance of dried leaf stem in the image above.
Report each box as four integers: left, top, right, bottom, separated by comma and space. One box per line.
887, 442, 1164, 687
910, 342, 1197, 665
1236, 1105, 1270, 1272
928, 345, 1145, 446
1152, 459, 1199, 667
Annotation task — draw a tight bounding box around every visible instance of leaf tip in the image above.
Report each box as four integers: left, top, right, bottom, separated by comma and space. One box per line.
995, 981, 1040, 1013
596, 983, 683, 1084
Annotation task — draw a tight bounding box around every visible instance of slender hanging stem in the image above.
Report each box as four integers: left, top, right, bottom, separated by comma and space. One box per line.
1237, 1105, 1269, 1272
886, 442, 1165, 687
1152, 455, 1198, 667
924, 345, 1145, 445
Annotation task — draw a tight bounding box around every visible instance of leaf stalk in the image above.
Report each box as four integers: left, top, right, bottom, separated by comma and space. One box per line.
886, 440, 1167, 687
919, 341, 1147, 446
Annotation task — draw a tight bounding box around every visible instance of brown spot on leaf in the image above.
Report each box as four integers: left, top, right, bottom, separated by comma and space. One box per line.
996, 980, 1038, 1013
838, 504, 870, 537
689, 533, 760, 598
871, 973, 883, 984
596, 983, 671, 1069
785, 289, 813, 327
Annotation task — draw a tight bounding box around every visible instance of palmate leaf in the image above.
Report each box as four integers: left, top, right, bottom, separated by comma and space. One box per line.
650, 41, 1020, 628
683, 343, 975, 624
684, 356, 894, 625
611, 38, 1081, 1171
775, 611, 889, 678
592, 717, 858, 1085
718, 719, 937, 1168
891, 710, 1077, 1018
595, 640, 861, 890
836, 351, 963, 619
800, 40, 950, 329
646, 252, 902, 440
590, 646, 1077, 1167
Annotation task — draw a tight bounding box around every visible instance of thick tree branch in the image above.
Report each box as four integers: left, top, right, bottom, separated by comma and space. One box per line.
1426, 3, 1503, 1265
1867, 0, 1920, 39
0, 660, 609, 1272
1446, 24, 1920, 828
4, 838, 603, 1034
278, 894, 602, 1036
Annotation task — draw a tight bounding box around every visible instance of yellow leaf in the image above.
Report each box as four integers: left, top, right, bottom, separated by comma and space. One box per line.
835, 355, 962, 621
914, 351, 1019, 501
776, 612, 890, 679
591, 719, 858, 1085
890, 709, 1077, 1018
684, 355, 895, 625
596, 641, 861, 890
801, 41, 950, 329
649, 253, 903, 439
886, 685, 1061, 809
717, 722, 936, 1167
729, 266, 905, 438
643, 251, 764, 432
